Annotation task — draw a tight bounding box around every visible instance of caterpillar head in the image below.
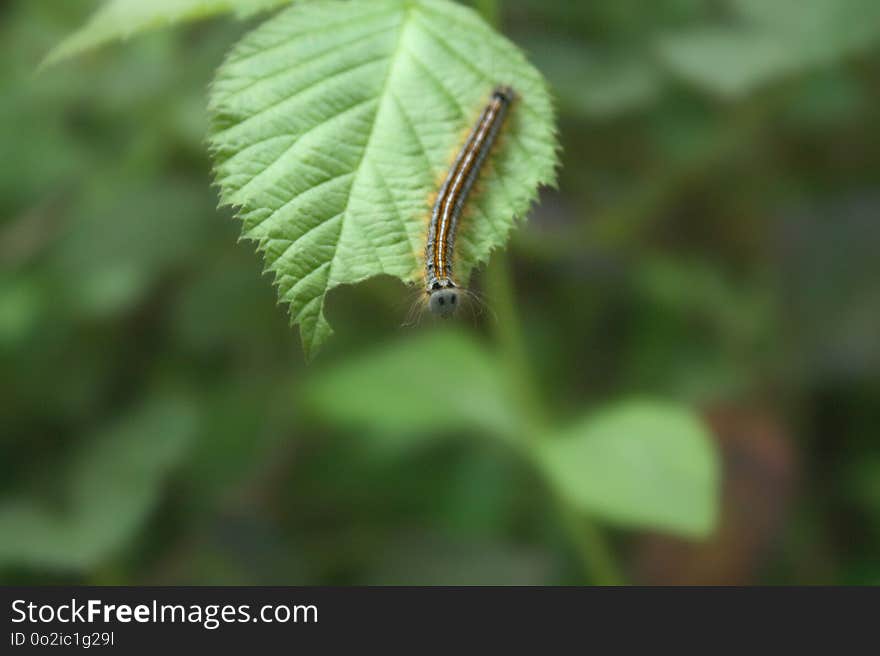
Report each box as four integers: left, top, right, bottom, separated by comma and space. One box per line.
427, 280, 459, 318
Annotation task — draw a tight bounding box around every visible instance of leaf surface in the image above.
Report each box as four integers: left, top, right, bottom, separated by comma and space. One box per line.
44, 0, 291, 67
538, 400, 719, 537
659, 0, 880, 97
209, 0, 558, 357
302, 330, 519, 445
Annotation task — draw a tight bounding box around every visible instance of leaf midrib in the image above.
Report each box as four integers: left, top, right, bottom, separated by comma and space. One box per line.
305, 3, 414, 346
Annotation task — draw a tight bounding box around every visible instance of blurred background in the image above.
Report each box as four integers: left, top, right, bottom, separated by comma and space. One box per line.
2, 0, 879, 585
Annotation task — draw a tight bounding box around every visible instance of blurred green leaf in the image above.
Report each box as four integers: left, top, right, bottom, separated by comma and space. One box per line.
658, 28, 798, 98
43, 0, 292, 67
52, 181, 215, 318
525, 36, 662, 118
538, 400, 719, 537
659, 0, 880, 97
0, 398, 199, 571
209, 0, 558, 357
302, 330, 518, 445
734, 0, 880, 52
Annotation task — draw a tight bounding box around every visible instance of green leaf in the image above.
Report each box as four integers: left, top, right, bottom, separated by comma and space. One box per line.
525, 36, 662, 118
43, 0, 293, 67
658, 0, 880, 98
538, 400, 719, 537
0, 398, 199, 571
734, 0, 880, 47
302, 330, 519, 446
209, 0, 558, 357
658, 28, 799, 99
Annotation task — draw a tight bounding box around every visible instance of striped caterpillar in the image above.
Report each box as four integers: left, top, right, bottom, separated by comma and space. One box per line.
424, 85, 515, 317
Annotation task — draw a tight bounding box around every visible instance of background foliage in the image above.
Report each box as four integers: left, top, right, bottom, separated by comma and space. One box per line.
2, 0, 880, 584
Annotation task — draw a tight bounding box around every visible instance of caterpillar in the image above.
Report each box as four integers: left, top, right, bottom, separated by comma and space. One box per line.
424, 85, 515, 317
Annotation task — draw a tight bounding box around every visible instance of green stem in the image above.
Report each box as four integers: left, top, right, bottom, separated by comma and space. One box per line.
484, 251, 623, 585
476, 0, 623, 587
484, 251, 545, 436
558, 501, 623, 586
